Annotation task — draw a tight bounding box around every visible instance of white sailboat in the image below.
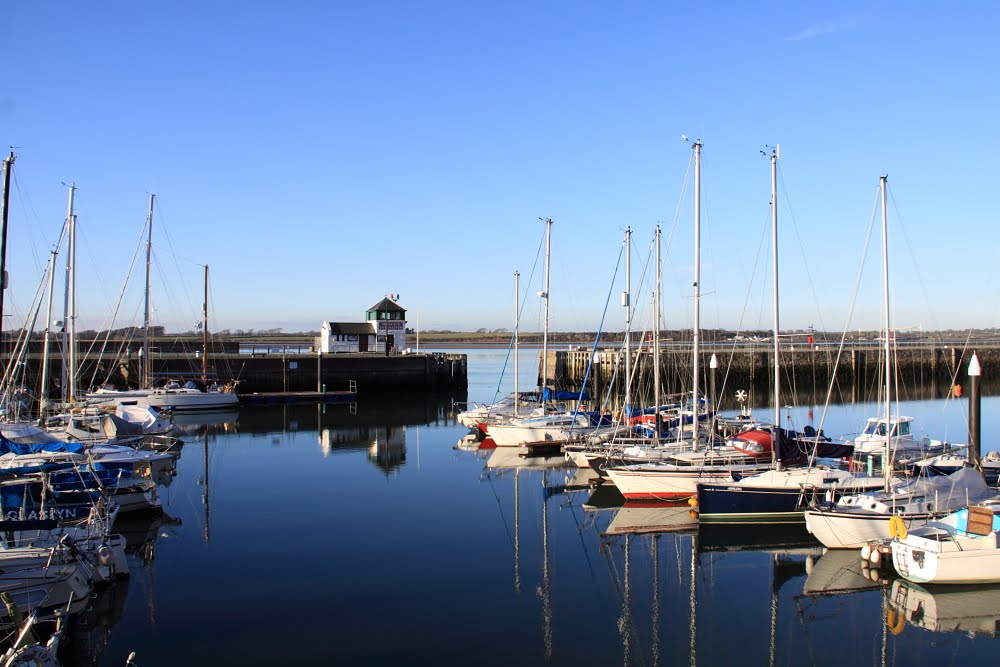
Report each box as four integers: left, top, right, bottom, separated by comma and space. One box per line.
456, 271, 544, 430
695, 157, 890, 524
607, 142, 780, 500
489, 218, 596, 448
803, 176, 989, 547
84, 208, 238, 412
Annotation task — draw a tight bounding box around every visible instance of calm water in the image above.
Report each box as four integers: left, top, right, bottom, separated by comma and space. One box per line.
73, 347, 1000, 666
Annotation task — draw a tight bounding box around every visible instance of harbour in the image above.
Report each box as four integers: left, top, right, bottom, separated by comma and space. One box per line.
4, 346, 991, 665
4, 4, 1000, 663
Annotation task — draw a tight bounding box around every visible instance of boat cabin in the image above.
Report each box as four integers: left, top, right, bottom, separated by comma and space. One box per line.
861, 416, 914, 439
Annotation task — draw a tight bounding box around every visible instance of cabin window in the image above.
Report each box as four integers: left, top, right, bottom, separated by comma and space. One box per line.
899, 422, 911, 436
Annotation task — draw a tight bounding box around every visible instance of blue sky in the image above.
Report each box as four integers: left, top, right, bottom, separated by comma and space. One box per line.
3, 2, 998, 334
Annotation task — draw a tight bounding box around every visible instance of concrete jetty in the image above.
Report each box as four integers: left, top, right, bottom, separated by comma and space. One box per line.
4, 335, 468, 396
542, 342, 1000, 411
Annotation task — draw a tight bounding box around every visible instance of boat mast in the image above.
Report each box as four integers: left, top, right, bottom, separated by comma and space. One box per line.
39, 244, 60, 416
0, 153, 14, 351
540, 217, 552, 395
623, 226, 632, 415
880, 175, 892, 492
691, 140, 702, 450
62, 185, 76, 404
770, 145, 781, 469
202, 264, 209, 384
142, 194, 154, 389
654, 225, 661, 447
514, 270, 520, 416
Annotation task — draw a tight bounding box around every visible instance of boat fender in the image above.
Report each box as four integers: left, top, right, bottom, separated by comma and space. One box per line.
860, 544, 871, 561
869, 548, 881, 565
97, 544, 113, 565
885, 608, 905, 635
888, 515, 908, 540
687, 497, 698, 508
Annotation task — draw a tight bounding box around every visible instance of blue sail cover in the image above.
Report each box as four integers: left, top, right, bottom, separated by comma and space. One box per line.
542, 388, 591, 401
0, 434, 86, 456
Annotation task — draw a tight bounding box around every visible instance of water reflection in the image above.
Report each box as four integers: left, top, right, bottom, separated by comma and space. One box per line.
888, 580, 1000, 636
170, 410, 239, 436
604, 503, 698, 536
68, 380, 1000, 665
61, 580, 129, 667
801, 549, 881, 597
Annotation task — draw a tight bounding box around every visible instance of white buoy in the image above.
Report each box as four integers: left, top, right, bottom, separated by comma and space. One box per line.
869, 548, 881, 566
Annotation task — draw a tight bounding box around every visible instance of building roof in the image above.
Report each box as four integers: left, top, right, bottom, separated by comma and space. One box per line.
325, 322, 374, 335
367, 297, 406, 314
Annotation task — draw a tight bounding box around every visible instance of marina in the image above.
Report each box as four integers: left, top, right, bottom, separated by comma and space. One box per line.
0, 347, 987, 664
0, 146, 998, 667
3, 8, 1000, 662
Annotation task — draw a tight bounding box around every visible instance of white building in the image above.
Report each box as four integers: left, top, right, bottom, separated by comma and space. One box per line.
320, 297, 407, 354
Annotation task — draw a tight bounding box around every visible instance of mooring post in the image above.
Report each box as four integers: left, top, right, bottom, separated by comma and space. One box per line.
968, 352, 982, 471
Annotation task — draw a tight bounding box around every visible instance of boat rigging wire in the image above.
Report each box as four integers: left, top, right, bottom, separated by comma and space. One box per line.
487, 221, 546, 408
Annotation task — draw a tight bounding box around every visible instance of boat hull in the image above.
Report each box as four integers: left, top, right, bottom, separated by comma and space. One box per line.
892, 540, 1000, 584
86, 388, 239, 411
696, 484, 818, 523
804, 508, 934, 549
605, 467, 742, 501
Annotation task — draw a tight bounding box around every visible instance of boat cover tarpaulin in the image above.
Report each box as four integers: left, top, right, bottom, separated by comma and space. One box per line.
542, 388, 590, 401
901, 466, 994, 507
776, 428, 854, 463
0, 435, 86, 456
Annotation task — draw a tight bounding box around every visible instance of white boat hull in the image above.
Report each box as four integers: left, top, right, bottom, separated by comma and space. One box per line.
488, 422, 583, 448
605, 465, 743, 500
86, 388, 239, 411
891, 505, 1000, 584
805, 509, 931, 550
892, 536, 1000, 584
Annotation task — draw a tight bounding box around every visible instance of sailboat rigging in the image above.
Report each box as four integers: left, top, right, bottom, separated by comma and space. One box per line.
83, 196, 238, 411
803, 176, 993, 548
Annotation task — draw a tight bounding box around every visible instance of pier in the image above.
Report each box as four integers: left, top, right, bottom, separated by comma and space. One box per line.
543, 342, 1000, 410
2, 335, 468, 397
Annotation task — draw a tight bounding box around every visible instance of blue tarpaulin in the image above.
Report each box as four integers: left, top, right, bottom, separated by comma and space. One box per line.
542, 388, 590, 401
0, 435, 86, 456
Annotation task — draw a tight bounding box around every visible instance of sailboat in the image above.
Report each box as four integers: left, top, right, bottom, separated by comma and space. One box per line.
695, 152, 886, 524
606, 142, 778, 500
564, 226, 715, 471
803, 176, 994, 547
85, 205, 238, 412
488, 219, 599, 448
456, 271, 544, 431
